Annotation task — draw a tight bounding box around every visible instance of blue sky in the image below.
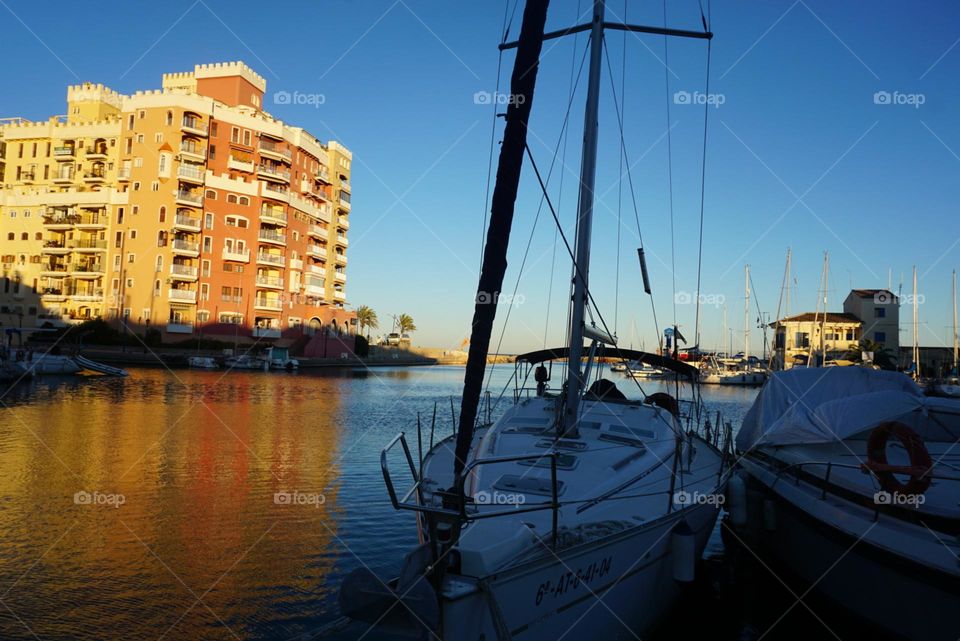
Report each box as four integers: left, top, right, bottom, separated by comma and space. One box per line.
2, 0, 959, 354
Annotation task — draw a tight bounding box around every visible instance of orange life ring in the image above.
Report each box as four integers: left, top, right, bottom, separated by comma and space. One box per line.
862, 422, 932, 496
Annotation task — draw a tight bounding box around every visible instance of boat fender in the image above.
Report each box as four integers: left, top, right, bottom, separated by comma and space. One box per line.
671, 520, 697, 583
762, 499, 776, 532
861, 421, 933, 497
727, 473, 748, 528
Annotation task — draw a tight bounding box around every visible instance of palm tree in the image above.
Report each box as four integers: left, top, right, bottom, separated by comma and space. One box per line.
397, 314, 417, 334
356, 305, 379, 339
843, 339, 896, 370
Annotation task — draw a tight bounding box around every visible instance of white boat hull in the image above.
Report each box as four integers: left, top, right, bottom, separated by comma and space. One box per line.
13, 355, 82, 375
441, 501, 719, 639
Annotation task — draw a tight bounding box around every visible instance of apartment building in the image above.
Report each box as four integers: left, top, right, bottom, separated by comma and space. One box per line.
842, 289, 900, 351
0, 62, 354, 341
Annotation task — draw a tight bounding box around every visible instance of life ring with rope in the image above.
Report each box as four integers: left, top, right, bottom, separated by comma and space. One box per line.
861, 421, 933, 496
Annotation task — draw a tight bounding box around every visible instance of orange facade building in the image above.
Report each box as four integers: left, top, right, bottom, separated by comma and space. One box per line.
0, 62, 354, 342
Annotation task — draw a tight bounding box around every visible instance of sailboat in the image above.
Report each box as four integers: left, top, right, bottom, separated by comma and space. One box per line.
339, 2, 728, 638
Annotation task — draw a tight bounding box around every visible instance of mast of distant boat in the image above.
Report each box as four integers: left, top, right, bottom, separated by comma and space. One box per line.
744, 265, 750, 364
913, 266, 920, 380
953, 269, 958, 375
822, 252, 829, 365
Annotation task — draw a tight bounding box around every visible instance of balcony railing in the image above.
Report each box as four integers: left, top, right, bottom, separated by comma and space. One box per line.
334, 290, 346, 300
177, 164, 205, 181
86, 146, 108, 157
174, 213, 201, 230
117, 167, 131, 180
180, 142, 206, 158
53, 146, 75, 158
307, 244, 327, 258
257, 164, 291, 181
262, 183, 289, 197
182, 116, 208, 134
259, 206, 288, 223
289, 258, 304, 270
334, 272, 346, 282
256, 275, 284, 288
307, 264, 325, 276
258, 230, 286, 244
308, 224, 326, 238
169, 288, 198, 302
315, 168, 330, 183
254, 297, 283, 311
336, 235, 349, 247
338, 217, 350, 230
256, 253, 285, 267
71, 263, 104, 274
170, 264, 199, 278
69, 239, 108, 250
176, 190, 203, 205
259, 139, 292, 160
172, 239, 200, 253
222, 248, 251, 262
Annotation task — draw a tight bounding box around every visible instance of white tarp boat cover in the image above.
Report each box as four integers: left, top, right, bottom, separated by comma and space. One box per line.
737, 367, 924, 450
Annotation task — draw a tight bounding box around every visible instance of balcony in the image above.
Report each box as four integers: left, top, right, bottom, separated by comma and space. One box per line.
227, 156, 254, 173
307, 224, 326, 239
86, 146, 108, 160
41, 264, 70, 276
168, 288, 198, 303
176, 190, 203, 206
21, 171, 36, 183
255, 274, 284, 289
71, 263, 104, 278
76, 214, 107, 229
258, 230, 286, 246
256, 252, 285, 267
261, 182, 289, 203
340, 180, 351, 193
41, 240, 70, 254
306, 264, 325, 276
315, 168, 331, 184
305, 283, 325, 297
170, 264, 199, 280
180, 142, 206, 162
43, 211, 77, 228
41, 289, 67, 302
69, 290, 104, 302
173, 212, 202, 232
117, 167, 131, 181
177, 164, 205, 184
83, 168, 106, 183
181, 116, 208, 136
334, 253, 347, 265
253, 327, 282, 338
259, 205, 287, 225
338, 198, 351, 213
254, 297, 283, 311
69, 238, 108, 252
334, 290, 346, 301
334, 272, 346, 282
167, 323, 194, 334
307, 245, 327, 259
222, 247, 250, 262
335, 235, 349, 248
258, 140, 292, 162
52, 170, 75, 184
289, 258, 304, 270
172, 238, 200, 256
257, 164, 291, 183
338, 216, 350, 230
53, 146, 76, 160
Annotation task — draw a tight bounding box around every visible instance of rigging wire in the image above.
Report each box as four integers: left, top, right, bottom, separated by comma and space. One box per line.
692, 0, 712, 357
613, 0, 627, 338
601, 38, 662, 350
662, 0, 678, 331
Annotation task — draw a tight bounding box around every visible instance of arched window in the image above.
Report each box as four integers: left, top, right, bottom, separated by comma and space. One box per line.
155, 255, 163, 272
20, 232, 28, 240
166, 110, 173, 126
205, 189, 217, 200
34, 232, 42, 240
157, 231, 167, 247
238, 196, 250, 206
227, 194, 237, 204
154, 279, 161, 295
159, 206, 166, 223
6, 233, 13, 241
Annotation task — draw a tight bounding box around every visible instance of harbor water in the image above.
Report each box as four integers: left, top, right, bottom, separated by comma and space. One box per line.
0, 366, 884, 640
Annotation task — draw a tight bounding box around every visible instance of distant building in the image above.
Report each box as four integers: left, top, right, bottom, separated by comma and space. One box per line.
0, 61, 353, 341
771, 312, 862, 369
843, 289, 899, 352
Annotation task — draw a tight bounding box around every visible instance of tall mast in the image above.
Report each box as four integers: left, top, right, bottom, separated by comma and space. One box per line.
822, 252, 829, 364
452, 0, 550, 478
563, 0, 606, 434
953, 270, 958, 373
721, 303, 726, 355
913, 266, 919, 380
785, 248, 791, 318
743, 265, 750, 362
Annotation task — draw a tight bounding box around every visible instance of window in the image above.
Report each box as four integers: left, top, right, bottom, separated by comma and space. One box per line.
875, 332, 886, 343
155, 255, 163, 271
201, 260, 211, 277
204, 213, 214, 229
154, 279, 161, 295
151, 181, 159, 192
243, 130, 251, 146
157, 231, 167, 247
846, 331, 855, 341
117, 207, 124, 224
200, 283, 209, 301
209, 145, 216, 160
6, 233, 12, 241
34, 232, 42, 240
227, 194, 238, 204
132, 206, 139, 215
128, 254, 136, 263
129, 230, 137, 239
210, 122, 218, 137
205, 189, 217, 200
138, 110, 145, 119
238, 196, 249, 206
875, 307, 886, 318
158, 154, 167, 174
795, 332, 810, 348
133, 181, 141, 191
20, 232, 27, 240
203, 237, 212, 253
165, 111, 173, 126
231, 127, 240, 143
155, 133, 163, 143
197, 310, 211, 323
136, 134, 144, 143
159, 206, 166, 223
134, 157, 143, 168
113, 255, 121, 269
128, 114, 135, 129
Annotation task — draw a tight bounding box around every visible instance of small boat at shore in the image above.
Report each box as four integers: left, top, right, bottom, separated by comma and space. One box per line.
733, 367, 960, 641
187, 356, 219, 369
